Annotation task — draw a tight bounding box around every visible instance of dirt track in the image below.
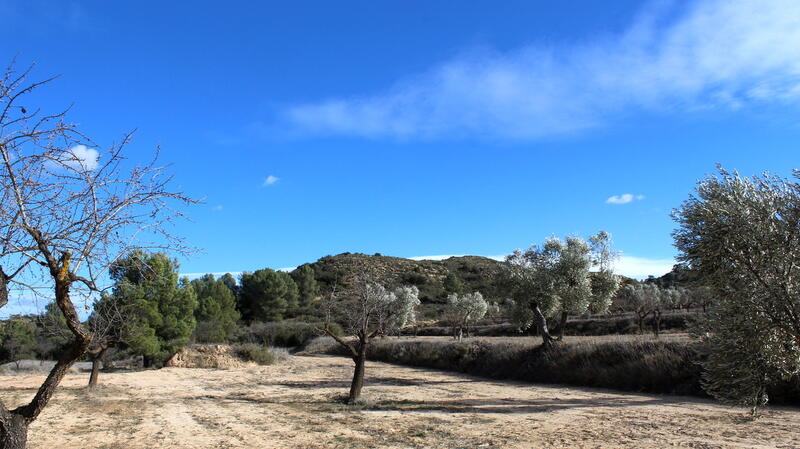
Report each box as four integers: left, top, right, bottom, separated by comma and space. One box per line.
0, 355, 798, 448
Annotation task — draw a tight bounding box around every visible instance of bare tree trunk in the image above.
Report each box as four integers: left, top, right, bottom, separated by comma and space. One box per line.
88, 359, 100, 389
348, 340, 367, 404
0, 269, 8, 310
87, 347, 109, 389
653, 311, 661, 338
555, 311, 568, 341
0, 409, 26, 449
637, 313, 645, 334
531, 302, 554, 349
0, 260, 92, 448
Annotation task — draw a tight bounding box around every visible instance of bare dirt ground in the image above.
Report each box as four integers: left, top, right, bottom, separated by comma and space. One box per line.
0, 354, 797, 449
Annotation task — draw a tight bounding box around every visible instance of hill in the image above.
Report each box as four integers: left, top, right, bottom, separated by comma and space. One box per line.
298, 253, 511, 304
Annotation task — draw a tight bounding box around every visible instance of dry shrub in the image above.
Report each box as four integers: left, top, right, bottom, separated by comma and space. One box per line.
321, 338, 800, 404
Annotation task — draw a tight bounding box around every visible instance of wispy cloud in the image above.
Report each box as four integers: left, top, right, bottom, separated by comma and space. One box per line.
262, 175, 280, 186
606, 193, 645, 205
284, 0, 800, 140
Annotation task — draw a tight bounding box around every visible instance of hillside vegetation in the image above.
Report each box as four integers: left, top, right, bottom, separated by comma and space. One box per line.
303, 253, 512, 303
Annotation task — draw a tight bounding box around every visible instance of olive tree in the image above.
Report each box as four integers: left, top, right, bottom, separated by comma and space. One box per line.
379, 285, 420, 337
444, 292, 488, 341
506, 231, 620, 347
673, 167, 800, 415
0, 63, 195, 447
322, 279, 419, 404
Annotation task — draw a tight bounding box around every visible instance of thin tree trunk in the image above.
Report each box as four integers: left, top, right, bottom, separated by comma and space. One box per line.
87, 347, 109, 389
654, 311, 661, 338
456, 327, 463, 342
88, 359, 100, 388
348, 341, 367, 404
556, 311, 568, 341
531, 302, 554, 349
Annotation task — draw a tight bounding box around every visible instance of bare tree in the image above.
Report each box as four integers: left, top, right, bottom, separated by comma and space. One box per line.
0, 61, 196, 447
322, 278, 418, 404
85, 295, 130, 388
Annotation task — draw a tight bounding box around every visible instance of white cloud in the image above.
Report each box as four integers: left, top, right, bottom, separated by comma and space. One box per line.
606, 193, 645, 204
212, 205, 224, 211
262, 175, 280, 186
615, 255, 675, 280
284, 0, 800, 140
65, 145, 99, 171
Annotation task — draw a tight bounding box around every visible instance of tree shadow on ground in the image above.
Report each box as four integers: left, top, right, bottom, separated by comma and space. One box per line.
355, 396, 671, 414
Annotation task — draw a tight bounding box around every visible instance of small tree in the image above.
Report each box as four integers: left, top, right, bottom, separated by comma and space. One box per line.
238, 269, 299, 322
619, 284, 656, 334
290, 265, 319, 314
110, 251, 198, 367
673, 167, 800, 415
85, 294, 129, 388
506, 231, 619, 347
444, 292, 488, 341
0, 62, 195, 447
191, 274, 240, 343
322, 278, 418, 404
379, 285, 420, 337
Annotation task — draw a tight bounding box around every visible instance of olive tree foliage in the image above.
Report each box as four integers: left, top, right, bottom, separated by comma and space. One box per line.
322, 278, 419, 404
379, 285, 420, 336
673, 167, 800, 415
444, 291, 488, 341
506, 231, 620, 347
619, 284, 680, 336
0, 62, 195, 447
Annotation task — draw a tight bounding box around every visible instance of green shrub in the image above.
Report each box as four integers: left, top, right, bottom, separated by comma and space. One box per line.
234, 343, 276, 365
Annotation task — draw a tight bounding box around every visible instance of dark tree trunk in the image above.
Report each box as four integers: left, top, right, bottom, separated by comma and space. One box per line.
637, 314, 645, 334
0, 254, 92, 448
0, 267, 8, 309
87, 346, 109, 388
0, 411, 27, 449
555, 311, 568, 340
654, 311, 661, 338
88, 359, 100, 388
348, 341, 367, 404
531, 302, 554, 349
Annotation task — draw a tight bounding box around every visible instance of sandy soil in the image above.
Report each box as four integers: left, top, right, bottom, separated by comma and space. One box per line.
0, 354, 797, 449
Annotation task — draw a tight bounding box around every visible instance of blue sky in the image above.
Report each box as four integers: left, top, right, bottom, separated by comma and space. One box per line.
1, 0, 799, 294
